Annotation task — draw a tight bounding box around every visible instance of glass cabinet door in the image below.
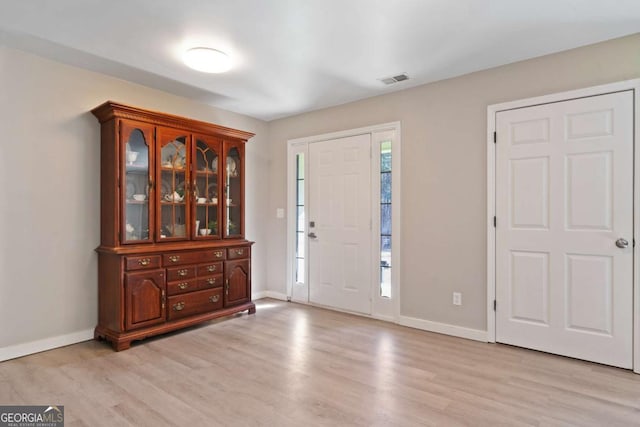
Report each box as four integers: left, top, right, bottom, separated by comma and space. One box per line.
223, 142, 243, 238
193, 135, 221, 239
157, 128, 190, 240
121, 121, 153, 243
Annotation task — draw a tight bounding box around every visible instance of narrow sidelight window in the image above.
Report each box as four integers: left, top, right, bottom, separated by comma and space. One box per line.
295, 153, 305, 284
380, 140, 392, 298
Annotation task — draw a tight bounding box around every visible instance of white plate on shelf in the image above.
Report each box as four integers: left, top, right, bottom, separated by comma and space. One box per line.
226, 157, 236, 175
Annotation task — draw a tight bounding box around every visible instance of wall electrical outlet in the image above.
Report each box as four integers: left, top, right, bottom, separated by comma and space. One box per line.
452, 292, 462, 306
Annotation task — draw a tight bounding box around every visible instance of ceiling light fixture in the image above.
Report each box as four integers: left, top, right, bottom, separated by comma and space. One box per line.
183, 47, 232, 73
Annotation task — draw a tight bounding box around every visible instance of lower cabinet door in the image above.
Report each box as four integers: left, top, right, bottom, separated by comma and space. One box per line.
224, 259, 250, 306
124, 269, 166, 330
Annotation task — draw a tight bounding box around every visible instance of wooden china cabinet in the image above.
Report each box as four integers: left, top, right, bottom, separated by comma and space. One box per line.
92, 101, 255, 351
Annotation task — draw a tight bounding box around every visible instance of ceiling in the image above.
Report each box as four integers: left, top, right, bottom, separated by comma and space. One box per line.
0, 1, 639, 121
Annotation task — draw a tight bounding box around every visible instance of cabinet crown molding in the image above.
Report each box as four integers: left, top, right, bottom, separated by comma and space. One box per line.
91, 101, 256, 141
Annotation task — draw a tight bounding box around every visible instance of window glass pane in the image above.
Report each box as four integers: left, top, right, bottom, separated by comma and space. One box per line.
380, 204, 391, 235
381, 236, 392, 298
380, 172, 391, 203
296, 231, 305, 258
381, 235, 392, 254
297, 179, 304, 205
296, 258, 305, 283
297, 154, 305, 179
381, 141, 392, 172
297, 206, 305, 232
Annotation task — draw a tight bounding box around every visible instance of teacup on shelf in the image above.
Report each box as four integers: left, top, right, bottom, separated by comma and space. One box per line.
126, 151, 139, 164
197, 197, 207, 204
211, 197, 218, 204
199, 229, 212, 236
132, 194, 146, 201
164, 192, 184, 202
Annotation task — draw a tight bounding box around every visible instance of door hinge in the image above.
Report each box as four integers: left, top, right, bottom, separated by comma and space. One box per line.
493, 131, 497, 143
493, 216, 496, 228
493, 299, 497, 311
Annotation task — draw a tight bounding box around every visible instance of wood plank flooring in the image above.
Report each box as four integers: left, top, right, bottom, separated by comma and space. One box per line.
1, 299, 640, 426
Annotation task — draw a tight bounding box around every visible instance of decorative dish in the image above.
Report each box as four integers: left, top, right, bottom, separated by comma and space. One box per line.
226, 157, 237, 176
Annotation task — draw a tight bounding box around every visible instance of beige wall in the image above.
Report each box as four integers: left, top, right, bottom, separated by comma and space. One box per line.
0, 46, 269, 348
2, 32, 639, 352
266, 33, 640, 331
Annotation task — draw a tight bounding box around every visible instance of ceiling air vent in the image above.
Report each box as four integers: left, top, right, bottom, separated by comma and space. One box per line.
380, 73, 409, 85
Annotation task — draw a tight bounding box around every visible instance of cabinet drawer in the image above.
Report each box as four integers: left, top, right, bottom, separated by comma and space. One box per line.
167, 266, 196, 282
197, 262, 223, 276
167, 288, 223, 321
163, 249, 225, 266
125, 255, 161, 271
227, 246, 250, 260
167, 278, 198, 296
197, 274, 223, 290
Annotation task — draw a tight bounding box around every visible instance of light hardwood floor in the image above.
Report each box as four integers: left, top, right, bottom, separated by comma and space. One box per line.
1, 299, 640, 426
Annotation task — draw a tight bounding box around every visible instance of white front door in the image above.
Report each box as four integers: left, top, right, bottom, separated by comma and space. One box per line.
495, 91, 634, 368
308, 134, 372, 314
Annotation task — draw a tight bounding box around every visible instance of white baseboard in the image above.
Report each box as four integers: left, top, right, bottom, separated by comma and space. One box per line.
372, 313, 396, 323
252, 291, 268, 300
398, 315, 488, 342
265, 291, 288, 301
0, 329, 94, 362
253, 290, 288, 301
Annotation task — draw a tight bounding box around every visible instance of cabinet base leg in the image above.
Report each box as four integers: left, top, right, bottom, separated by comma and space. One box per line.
248, 305, 256, 315
114, 340, 132, 351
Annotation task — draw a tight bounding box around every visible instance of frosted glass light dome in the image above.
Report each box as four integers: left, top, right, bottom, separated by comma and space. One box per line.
183, 47, 231, 73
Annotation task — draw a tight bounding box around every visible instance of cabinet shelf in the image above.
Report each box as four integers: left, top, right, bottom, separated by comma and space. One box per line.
126, 169, 148, 176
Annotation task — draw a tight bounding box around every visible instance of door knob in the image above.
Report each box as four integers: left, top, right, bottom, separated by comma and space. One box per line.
615, 238, 629, 248
308, 232, 317, 239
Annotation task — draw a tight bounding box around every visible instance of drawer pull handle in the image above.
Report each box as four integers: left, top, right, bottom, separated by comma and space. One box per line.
138, 258, 151, 266
172, 302, 185, 311
235, 249, 244, 255
207, 265, 216, 272
206, 278, 216, 286
209, 295, 219, 303
169, 255, 180, 263
177, 269, 189, 277
178, 282, 189, 290
215, 251, 223, 258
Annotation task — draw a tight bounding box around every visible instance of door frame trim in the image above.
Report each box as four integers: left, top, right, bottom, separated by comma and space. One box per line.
487, 79, 640, 373
286, 121, 402, 322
